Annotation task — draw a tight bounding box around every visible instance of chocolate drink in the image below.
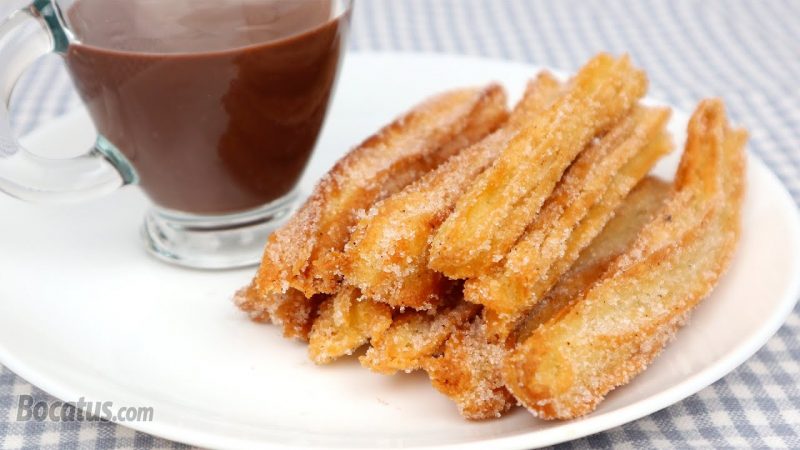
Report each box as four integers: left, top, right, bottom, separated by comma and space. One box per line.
64, 0, 347, 215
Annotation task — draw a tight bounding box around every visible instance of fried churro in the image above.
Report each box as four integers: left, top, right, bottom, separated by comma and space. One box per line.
361, 295, 480, 374
477, 129, 674, 342
424, 317, 516, 419
308, 286, 393, 364
233, 285, 322, 341
426, 177, 671, 419
511, 176, 671, 344
255, 85, 508, 298
466, 106, 670, 313
505, 99, 746, 420
233, 53, 747, 423
343, 73, 562, 310
429, 54, 647, 279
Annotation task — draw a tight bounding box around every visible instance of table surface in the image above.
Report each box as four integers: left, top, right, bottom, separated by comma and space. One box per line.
2, 0, 799, 448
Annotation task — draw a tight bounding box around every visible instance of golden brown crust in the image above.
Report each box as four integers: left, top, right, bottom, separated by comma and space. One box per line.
429, 54, 648, 279
342, 74, 562, 310
424, 317, 516, 419
422, 177, 671, 420
504, 99, 746, 420
477, 131, 674, 342
233, 54, 747, 423
466, 106, 671, 311
570, 177, 671, 275
360, 297, 480, 374
511, 176, 671, 344
255, 85, 509, 298
233, 284, 322, 341
308, 286, 393, 364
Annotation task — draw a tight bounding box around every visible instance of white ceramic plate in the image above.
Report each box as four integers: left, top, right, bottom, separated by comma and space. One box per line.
1, 53, 799, 450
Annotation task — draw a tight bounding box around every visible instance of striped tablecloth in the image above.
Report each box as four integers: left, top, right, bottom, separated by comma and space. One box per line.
2, 1, 799, 448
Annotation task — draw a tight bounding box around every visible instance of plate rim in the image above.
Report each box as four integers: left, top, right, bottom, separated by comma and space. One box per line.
3, 51, 800, 450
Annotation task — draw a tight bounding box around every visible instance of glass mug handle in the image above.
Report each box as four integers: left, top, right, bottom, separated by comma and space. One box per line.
0, 1, 134, 203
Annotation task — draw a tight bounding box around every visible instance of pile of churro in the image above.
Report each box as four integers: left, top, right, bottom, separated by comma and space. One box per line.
234, 53, 746, 420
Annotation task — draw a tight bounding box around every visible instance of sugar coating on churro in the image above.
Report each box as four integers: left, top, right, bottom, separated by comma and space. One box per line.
233, 55, 746, 422
425, 317, 515, 419
343, 73, 562, 310
308, 286, 393, 364
465, 106, 671, 314
430, 54, 648, 279
255, 85, 509, 299
361, 297, 480, 374
505, 100, 746, 420
234, 285, 321, 341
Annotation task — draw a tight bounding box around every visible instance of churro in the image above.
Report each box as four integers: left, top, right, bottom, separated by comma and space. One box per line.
425, 317, 516, 419
428, 177, 671, 419
233, 285, 322, 341
478, 130, 674, 342
343, 73, 562, 310
308, 286, 393, 364
511, 176, 671, 344
361, 294, 480, 374
430, 54, 647, 279
256, 85, 508, 298
505, 100, 745, 419
233, 54, 747, 423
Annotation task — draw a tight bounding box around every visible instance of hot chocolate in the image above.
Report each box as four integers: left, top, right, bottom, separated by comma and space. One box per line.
64, 0, 347, 214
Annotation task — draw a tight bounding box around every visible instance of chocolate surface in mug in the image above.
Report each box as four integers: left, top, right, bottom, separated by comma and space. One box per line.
64, 0, 346, 215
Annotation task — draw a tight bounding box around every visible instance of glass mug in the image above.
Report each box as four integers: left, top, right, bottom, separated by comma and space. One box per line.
0, 0, 352, 268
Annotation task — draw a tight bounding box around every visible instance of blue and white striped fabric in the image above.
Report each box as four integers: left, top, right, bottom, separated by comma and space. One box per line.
2, 1, 799, 448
